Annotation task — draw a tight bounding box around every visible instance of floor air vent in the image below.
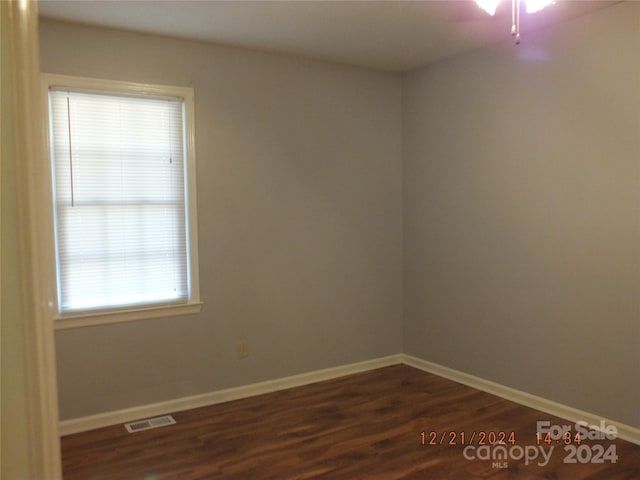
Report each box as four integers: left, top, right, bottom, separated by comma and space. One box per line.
125, 415, 176, 433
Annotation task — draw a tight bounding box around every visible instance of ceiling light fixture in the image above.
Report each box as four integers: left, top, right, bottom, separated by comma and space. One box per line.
474, 0, 555, 44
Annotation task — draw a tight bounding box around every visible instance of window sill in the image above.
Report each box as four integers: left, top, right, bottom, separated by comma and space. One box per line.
54, 301, 203, 330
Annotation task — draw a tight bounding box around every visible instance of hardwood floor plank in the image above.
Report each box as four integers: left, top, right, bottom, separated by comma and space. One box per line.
61, 365, 640, 479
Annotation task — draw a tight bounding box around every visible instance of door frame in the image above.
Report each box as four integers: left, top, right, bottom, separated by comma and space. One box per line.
1, 1, 62, 478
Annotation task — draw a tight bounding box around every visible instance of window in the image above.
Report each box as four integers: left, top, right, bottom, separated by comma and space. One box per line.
43, 75, 201, 328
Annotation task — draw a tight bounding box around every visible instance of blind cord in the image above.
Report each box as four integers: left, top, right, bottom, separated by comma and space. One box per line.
66, 96, 75, 207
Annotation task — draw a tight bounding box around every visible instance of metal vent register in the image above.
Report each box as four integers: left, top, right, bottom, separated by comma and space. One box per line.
124, 415, 176, 433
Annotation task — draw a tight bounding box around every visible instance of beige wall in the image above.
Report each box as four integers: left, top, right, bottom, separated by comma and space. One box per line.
403, 2, 640, 428
39, 20, 404, 419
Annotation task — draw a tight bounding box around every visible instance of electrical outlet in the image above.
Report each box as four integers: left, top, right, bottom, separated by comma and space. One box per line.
238, 340, 248, 359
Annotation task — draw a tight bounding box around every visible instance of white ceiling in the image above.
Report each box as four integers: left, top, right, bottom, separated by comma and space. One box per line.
38, 0, 619, 72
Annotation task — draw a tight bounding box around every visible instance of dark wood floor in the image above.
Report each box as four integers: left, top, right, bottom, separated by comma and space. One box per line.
61, 364, 640, 479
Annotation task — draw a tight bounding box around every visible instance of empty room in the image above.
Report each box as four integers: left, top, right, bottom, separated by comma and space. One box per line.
1, 0, 639, 478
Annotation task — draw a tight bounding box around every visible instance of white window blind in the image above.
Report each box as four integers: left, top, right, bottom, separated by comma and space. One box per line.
49, 88, 191, 314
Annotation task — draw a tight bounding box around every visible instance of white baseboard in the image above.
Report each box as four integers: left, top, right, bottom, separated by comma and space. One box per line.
60, 352, 640, 446
401, 354, 640, 446
59, 354, 402, 436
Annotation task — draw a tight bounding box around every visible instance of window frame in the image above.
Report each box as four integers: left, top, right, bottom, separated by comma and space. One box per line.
42, 74, 201, 330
